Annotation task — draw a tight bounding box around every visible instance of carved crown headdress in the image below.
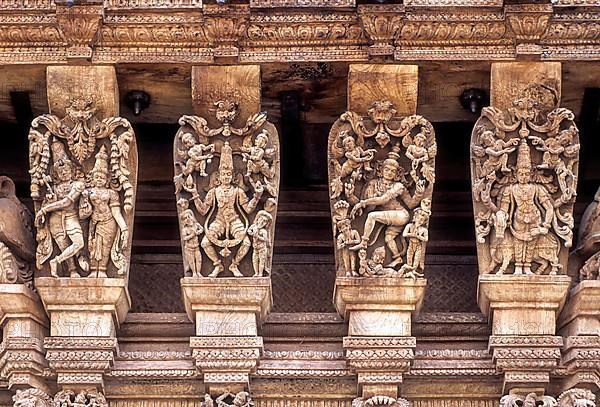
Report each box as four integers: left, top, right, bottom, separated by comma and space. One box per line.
219, 142, 234, 171
92, 145, 109, 175
516, 139, 532, 171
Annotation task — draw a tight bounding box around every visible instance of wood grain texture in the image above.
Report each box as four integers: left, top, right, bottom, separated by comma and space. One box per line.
47, 65, 119, 118
490, 62, 562, 110
348, 64, 418, 116
191, 65, 261, 128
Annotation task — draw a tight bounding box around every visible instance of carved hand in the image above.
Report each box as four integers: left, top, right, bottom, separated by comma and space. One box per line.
34, 208, 46, 227
120, 230, 129, 249
350, 202, 363, 219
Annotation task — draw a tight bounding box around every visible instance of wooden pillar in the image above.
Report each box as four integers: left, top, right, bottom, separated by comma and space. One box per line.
331, 64, 434, 403
178, 65, 279, 397
32, 66, 137, 393
472, 62, 577, 395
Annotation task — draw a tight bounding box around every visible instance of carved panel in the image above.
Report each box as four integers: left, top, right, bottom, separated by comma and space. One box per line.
173, 100, 280, 278
29, 96, 138, 278
328, 100, 436, 278
470, 83, 579, 275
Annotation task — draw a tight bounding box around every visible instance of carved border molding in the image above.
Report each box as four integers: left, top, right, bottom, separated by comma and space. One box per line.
0, 3, 599, 63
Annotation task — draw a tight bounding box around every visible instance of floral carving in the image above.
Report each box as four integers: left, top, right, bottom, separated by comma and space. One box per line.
29, 98, 136, 278
12, 388, 52, 407
500, 394, 557, 407
56, 4, 103, 60
174, 100, 279, 278
328, 100, 436, 278
471, 83, 579, 275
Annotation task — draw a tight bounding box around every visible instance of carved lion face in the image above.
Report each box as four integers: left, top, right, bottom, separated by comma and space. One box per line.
368, 100, 396, 125
66, 98, 96, 123
214, 100, 239, 124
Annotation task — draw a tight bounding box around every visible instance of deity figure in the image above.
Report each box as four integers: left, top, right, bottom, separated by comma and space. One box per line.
13, 388, 52, 407
179, 203, 203, 277
405, 131, 435, 183
472, 130, 519, 179
194, 142, 263, 277
569, 186, 600, 280
530, 125, 579, 201
470, 85, 578, 276
174, 101, 279, 278
336, 218, 361, 276
248, 209, 273, 276
79, 146, 129, 277
241, 130, 277, 197
495, 141, 560, 275
35, 141, 88, 277
348, 149, 425, 262
399, 200, 431, 277
328, 101, 435, 278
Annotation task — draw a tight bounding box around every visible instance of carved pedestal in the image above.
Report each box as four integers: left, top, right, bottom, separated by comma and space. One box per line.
181, 277, 272, 392
335, 277, 426, 397
36, 278, 130, 389
0, 284, 49, 391
558, 280, 600, 390
479, 275, 571, 393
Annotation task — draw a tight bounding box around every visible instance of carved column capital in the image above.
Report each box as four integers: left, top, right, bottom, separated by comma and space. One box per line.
202, 4, 249, 59
505, 3, 553, 59
358, 5, 405, 57
55, 1, 104, 62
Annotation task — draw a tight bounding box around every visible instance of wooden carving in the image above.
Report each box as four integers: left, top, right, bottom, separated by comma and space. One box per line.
173, 99, 280, 278
569, 186, 600, 281
202, 392, 254, 407
28, 98, 137, 278
0, 176, 35, 285
471, 83, 579, 276
352, 396, 410, 407
328, 100, 436, 279
53, 390, 108, 407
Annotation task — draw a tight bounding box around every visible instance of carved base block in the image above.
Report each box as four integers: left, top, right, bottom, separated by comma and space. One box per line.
181, 277, 272, 336
190, 336, 263, 391
45, 336, 117, 390
344, 336, 415, 389
35, 278, 131, 337
0, 284, 48, 390
559, 280, 600, 337
489, 335, 562, 393
334, 277, 426, 337
478, 275, 571, 336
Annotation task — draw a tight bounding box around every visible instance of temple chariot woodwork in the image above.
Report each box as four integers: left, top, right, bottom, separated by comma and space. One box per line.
0, 1, 599, 406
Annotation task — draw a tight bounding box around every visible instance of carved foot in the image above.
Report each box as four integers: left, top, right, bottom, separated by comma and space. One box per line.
208, 264, 224, 278
229, 263, 243, 277
95, 270, 108, 278
69, 271, 81, 278
501, 167, 511, 173
49, 258, 59, 278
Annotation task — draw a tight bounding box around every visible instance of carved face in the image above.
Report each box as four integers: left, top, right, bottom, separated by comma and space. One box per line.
413, 211, 426, 227
368, 100, 396, 124
182, 210, 196, 226
181, 133, 196, 148
54, 160, 73, 182
215, 100, 238, 124
480, 131, 494, 147
233, 393, 247, 406
372, 247, 386, 264
517, 168, 531, 184
382, 162, 398, 181
66, 99, 96, 123
92, 169, 109, 188
219, 168, 233, 185
414, 133, 426, 147
256, 133, 268, 148
342, 136, 356, 151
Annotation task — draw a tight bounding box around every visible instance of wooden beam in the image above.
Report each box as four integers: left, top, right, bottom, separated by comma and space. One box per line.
46, 65, 119, 118
191, 65, 261, 128
490, 62, 562, 109
348, 64, 418, 116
